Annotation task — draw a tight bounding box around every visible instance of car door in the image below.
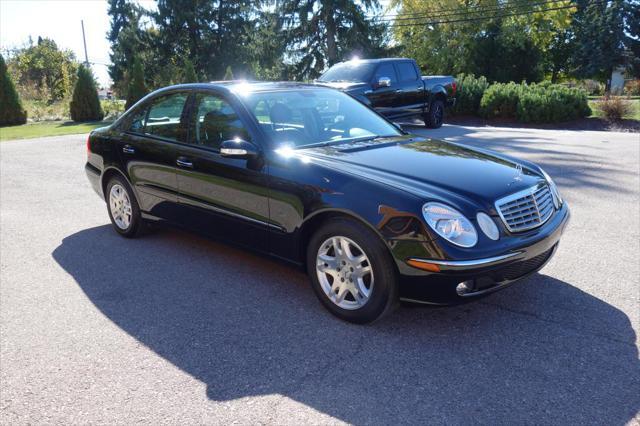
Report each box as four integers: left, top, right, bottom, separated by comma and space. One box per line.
393, 61, 424, 116
118, 91, 190, 221
365, 62, 399, 117
172, 91, 270, 251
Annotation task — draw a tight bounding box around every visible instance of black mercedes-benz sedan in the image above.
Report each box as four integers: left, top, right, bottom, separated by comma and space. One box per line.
85, 81, 569, 323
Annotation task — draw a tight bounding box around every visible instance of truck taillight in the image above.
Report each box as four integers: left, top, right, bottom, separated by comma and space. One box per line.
452, 81, 457, 96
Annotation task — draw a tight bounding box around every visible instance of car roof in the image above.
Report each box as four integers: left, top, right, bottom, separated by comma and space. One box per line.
153, 81, 325, 96
334, 58, 414, 65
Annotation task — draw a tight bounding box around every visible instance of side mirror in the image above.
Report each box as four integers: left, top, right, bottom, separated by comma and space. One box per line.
376, 77, 391, 88
220, 138, 259, 159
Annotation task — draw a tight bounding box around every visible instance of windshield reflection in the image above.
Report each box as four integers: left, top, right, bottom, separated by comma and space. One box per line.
245, 88, 401, 148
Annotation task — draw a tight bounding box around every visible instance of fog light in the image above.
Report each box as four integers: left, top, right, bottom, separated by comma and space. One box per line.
456, 280, 473, 296
477, 212, 499, 240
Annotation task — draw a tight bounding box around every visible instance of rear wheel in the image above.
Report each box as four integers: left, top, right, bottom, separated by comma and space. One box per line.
307, 218, 398, 324
425, 99, 445, 128
106, 175, 142, 238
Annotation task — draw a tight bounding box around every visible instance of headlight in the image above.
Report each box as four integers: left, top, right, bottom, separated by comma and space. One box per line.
422, 202, 478, 247
540, 168, 562, 209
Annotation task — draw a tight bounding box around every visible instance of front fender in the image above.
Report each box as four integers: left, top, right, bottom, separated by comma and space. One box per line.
266, 151, 435, 263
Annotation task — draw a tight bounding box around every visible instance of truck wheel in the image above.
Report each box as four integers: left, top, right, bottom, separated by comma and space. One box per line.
425, 99, 445, 128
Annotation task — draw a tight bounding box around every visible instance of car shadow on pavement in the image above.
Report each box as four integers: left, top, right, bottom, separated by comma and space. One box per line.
52, 225, 640, 424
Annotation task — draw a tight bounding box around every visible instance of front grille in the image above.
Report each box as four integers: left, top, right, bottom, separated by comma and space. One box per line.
496, 183, 554, 232
492, 246, 555, 281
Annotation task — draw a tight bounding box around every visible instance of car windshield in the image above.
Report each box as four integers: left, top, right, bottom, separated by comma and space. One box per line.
317, 61, 376, 83
244, 88, 402, 148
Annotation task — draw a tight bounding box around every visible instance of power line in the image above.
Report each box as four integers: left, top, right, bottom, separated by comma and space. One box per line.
367, 0, 570, 20
387, 3, 585, 28
370, 0, 574, 23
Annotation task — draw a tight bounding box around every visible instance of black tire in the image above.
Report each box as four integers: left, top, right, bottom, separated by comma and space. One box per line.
425, 99, 445, 128
306, 218, 399, 324
105, 175, 143, 238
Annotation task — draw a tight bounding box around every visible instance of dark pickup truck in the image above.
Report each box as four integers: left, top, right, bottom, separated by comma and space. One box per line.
317, 58, 456, 128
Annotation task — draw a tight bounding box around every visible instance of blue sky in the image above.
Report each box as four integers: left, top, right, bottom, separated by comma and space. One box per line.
0, 0, 155, 87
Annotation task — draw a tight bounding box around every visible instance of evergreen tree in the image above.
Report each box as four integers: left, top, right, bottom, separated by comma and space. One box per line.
107, 0, 149, 96
125, 57, 148, 110
0, 54, 27, 126
571, 0, 628, 85
223, 65, 234, 80
182, 59, 198, 83
282, 0, 390, 79
70, 65, 104, 122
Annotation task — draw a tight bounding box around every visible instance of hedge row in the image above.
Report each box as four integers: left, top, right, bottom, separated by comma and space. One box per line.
452, 75, 591, 123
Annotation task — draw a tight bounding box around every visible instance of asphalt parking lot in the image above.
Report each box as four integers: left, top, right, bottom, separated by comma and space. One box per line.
1, 124, 638, 424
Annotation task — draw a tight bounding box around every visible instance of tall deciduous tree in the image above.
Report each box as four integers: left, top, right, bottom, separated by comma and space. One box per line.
392, 0, 574, 83
125, 57, 148, 110
0, 54, 27, 126
70, 65, 104, 122
9, 37, 77, 101
281, 0, 390, 79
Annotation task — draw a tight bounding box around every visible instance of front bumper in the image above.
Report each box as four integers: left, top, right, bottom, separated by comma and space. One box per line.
398, 204, 570, 304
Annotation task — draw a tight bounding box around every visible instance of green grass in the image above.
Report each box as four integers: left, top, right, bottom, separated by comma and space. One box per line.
589, 99, 640, 121
0, 121, 112, 141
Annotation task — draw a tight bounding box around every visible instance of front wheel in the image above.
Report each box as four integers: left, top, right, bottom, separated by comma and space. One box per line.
307, 218, 399, 324
425, 99, 445, 128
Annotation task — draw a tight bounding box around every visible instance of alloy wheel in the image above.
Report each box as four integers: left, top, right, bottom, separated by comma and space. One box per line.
316, 236, 374, 310
109, 184, 132, 230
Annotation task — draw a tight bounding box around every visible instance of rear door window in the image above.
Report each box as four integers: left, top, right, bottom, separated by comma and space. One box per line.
144, 93, 189, 142
395, 62, 418, 82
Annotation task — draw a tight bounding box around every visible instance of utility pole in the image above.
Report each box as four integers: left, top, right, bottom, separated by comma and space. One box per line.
81, 20, 89, 66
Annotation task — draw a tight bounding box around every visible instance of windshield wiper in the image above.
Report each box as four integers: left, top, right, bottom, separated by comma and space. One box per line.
295, 135, 387, 150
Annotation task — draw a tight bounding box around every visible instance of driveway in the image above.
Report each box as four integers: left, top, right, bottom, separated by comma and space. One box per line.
1, 125, 638, 424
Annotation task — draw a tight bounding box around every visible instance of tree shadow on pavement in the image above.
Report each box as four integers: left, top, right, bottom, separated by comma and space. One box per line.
403, 124, 638, 197
52, 225, 639, 424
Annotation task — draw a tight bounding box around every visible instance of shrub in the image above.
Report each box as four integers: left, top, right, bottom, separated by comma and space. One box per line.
101, 99, 125, 121
624, 80, 640, 96
182, 59, 198, 83
479, 81, 590, 123
597, 96, 633, 122
125, 57, 148, 110
70, 65, 104, 122
452, 74, 489, 115
0, 54, 27, 126
517, 84, 591, 123
479, 82, 521, 119
575, 79, 605, 96
223, 65, 234, 80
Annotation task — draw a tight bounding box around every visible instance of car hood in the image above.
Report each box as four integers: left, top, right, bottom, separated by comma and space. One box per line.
301, 136, 544, 212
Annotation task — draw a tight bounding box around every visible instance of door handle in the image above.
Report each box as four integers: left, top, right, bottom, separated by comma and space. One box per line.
122, 145, 135, 154
176, 158, 193, 168
395, 89, 404, 94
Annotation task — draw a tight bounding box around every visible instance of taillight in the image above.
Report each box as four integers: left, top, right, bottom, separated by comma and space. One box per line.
86, 135, 91, 156
451, 81, 457, 96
